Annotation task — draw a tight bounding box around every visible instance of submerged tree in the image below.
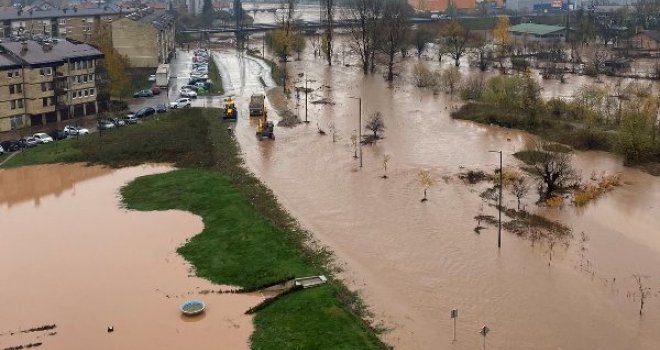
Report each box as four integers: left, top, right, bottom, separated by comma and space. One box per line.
525, 141, 579, 201
322, 0, 335, 66
382, 154, 391, 178
511, 177, 531, 210
414, 28, 434, 58
632, 274, 652, 315
347, 0, 383, 74
418, 169, 434, 202
365, 112, 386, 140
440, 20, 469, 67
379, 0, 410, 81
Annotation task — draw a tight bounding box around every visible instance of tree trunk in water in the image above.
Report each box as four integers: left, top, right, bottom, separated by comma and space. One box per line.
455, 58, 460, 67
387, 54, 394, 81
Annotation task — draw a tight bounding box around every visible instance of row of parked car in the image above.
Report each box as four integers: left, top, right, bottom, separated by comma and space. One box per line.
180, 48, 213, 98
0, 125, 90, 154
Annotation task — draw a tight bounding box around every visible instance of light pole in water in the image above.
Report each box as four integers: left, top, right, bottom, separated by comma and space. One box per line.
348, 96, 362, 168
479, 325, 490, 350
489, 150, 503, 248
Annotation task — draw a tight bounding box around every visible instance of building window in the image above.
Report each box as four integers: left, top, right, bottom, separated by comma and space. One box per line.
83, 75, 88, 82
59, 19, 66, 25
7, 71, 12, 78
83, 61, 88, 69
46, 67, 52, 75
43, 97, 48, 107
17, 84, 22, 93
10, 115, 23, 129
9, 85, 14, 94
15, 70, 20, 77
89, 88, 95, 96
83, 89, 88, 97
10, 100, 15, 109
41, 83, 47, 92
40, 68, 44, 76
10, 99, 23, 109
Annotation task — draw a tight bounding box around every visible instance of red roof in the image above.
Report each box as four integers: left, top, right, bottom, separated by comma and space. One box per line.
408, 0, 477, 11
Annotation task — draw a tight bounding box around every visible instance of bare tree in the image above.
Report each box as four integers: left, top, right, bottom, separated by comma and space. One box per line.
511, 177, 530, 210
328, 121, 337, 142
418, 169, 434, 202
440, 20, 469, 67
632, 274, 652, 315
439, 66, 461, 94
347, 0, 383, 74
414, 28, 434, 58
322, 0, 335, 66
379, 0, 410, 81
526, 141, 579, 200
365, 112, 385, 140
382, 154, 390, 178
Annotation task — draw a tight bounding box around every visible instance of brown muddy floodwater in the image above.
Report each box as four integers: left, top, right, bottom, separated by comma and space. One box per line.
0, 164, 263, 349
208, 39, 660, 349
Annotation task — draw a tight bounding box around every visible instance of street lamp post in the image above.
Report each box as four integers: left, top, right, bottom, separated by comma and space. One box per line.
489, 150, 503, 248
349, 96, 363, 167
304, 75, 309, 123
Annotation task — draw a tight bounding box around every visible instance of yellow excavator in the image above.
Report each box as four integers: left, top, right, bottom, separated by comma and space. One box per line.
256, 107, 274, 141
221, 97, 238, 121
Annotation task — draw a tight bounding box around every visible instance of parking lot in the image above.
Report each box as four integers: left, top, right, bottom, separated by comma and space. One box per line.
0, 47, 221, 157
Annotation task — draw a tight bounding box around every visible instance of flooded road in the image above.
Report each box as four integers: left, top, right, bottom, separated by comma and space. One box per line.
211, 40, 660, 350
0, 164, 262, 349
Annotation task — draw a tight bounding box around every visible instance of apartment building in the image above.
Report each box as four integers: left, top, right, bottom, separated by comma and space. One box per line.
111, 10, 175, 68
0, 6, 120, 42
0, 39, 103, 132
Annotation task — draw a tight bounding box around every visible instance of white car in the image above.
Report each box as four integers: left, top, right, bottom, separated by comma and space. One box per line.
64, 125, 89, 136
0, 144, 4, 155
180, 89, 197, 98
169, 98, 191, 109
148, 74, 156, 82
33, 132, 53, 144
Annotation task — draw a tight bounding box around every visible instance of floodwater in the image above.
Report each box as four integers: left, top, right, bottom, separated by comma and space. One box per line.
0, 164, 263, 349
208, 34, 660, 350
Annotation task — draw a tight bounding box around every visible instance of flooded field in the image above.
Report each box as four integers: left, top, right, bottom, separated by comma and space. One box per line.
207, 37, 660, 350
0, 164, 262, 349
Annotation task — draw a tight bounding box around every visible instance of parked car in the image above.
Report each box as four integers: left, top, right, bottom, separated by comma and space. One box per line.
135, 107, 156, 119
98, 120, 116, 130
48, 129, 68, 141
133, 89, 154, 98
148, 74, 156, 82
19, 137, 39, 148
180, 89, 197, 98
155, 104, 168, 113
151, 86, 161, 95
169, 98, 191, 109
0, 139, 21, 152
33, 132, 53, 144
122, 115, 139, 125
64, 125, 89, 135
109, 118, 126, 127
195, 81, 211, 90
0, 144, 4, 155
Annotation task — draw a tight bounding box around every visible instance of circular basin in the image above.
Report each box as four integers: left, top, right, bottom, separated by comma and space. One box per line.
180, 300, 206, 316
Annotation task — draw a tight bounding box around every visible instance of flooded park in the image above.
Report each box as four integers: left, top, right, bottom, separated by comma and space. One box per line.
204, 35, 660, 349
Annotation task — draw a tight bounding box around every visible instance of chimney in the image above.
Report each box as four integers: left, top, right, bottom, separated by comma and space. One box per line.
21, 41, 28, 53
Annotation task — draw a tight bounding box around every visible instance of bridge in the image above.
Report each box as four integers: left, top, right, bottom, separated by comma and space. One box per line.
178, 17, 438, 35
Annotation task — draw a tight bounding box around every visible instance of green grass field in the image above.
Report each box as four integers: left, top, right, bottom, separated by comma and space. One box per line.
0, 109, 387, 350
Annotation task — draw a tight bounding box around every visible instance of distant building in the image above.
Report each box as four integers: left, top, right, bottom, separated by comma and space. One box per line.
186, 0, 204, 15
631, 30, 660, 51
0, 6, 120, 42
111, 10, 175, 68
408, 0, 477, 12
508, 23, 566, 43
0, 39, 103, 132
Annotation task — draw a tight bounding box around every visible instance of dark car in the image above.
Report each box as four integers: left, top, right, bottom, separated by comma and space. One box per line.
1, 139, 21, 152
155, 104, 168, 113
19, 137, 38, 148
97, 119, 116, 130
151, 86, 161, 95
133, 89, 154, 98
48, 129, 68, 141
135, 107, 156, 119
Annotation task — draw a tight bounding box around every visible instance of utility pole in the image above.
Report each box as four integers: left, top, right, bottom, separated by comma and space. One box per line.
450, 309, 458, 342
349, 96, 363, 167
304, 75, 309, 123
479, 325, 490, 350
489, 150, 503, 248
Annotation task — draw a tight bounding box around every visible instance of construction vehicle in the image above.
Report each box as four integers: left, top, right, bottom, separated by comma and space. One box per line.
221, 97, 238, 121
249, 94, 265, 117
256, 107, 274, 140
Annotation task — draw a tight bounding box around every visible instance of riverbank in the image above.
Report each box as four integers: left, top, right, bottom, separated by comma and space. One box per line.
0, 109, 388, 349
209, 54, 225, 95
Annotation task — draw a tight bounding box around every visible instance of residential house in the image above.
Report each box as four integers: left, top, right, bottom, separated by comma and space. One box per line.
0, 39, 103, 132
0, 6, 121, 42
111, 10, 175, 68
408, 0, 477, 12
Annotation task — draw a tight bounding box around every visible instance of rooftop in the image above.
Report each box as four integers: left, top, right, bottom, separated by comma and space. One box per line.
0, 53, 20, 69
0, 39, 103, 66
123, 9, 174, 30
508, 23, 566, 36
0, 6, 119, 21
640, 30, 660, 43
